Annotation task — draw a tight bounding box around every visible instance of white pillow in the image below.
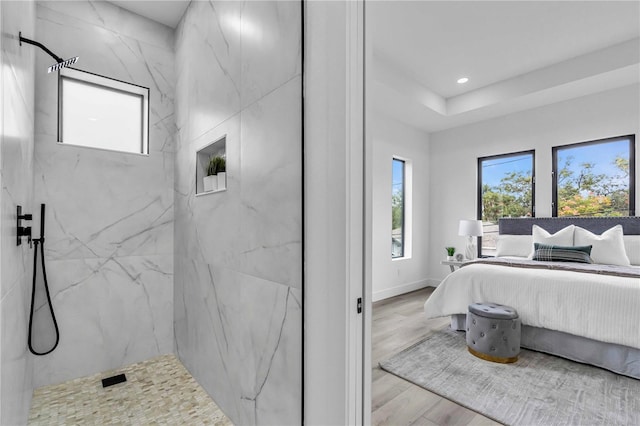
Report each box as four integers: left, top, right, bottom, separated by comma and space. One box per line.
529, 224, 575, 258
623, 235, 640, 266
496, 235, 532, 258
574, 225, 630, 266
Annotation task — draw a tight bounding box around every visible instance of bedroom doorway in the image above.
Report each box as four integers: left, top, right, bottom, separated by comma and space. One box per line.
362, 1, 639, 424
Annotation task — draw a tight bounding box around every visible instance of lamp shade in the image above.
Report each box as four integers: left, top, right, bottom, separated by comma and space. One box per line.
458, 219, 483, 237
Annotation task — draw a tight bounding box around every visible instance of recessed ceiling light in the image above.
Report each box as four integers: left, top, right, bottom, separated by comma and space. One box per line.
457, 77, 469, 84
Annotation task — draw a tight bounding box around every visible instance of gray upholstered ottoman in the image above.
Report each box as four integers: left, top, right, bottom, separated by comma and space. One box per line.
466, 302, 521, 363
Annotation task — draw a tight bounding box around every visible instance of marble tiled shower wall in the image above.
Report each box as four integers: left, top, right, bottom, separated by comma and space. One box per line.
0, 1, 36, 424
32, 1, 175, 388
174, 2, 302, 425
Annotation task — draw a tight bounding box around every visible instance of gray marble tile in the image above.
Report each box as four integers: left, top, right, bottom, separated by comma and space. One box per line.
240, 0, 302, 109
32, 254, 173, 388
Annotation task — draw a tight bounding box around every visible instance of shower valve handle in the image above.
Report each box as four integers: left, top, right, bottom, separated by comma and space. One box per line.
17, 206, 33, 247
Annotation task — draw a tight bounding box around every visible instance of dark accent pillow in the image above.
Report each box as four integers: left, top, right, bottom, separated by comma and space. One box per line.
532, 243, 593, 264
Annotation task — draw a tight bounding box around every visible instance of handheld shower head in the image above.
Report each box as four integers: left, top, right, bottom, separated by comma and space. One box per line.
18, 31, 79, 73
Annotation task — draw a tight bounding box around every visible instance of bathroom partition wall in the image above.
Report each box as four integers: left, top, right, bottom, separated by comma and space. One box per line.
32, 1, 176, 387
174, 1, 302, 425
0, 1, 36, 424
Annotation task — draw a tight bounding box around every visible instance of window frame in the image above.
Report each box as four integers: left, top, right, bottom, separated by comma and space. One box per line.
391, 157, 406, 259
552, 135, 636, 217
477, 149, 536, 257
58, 67, 150, 155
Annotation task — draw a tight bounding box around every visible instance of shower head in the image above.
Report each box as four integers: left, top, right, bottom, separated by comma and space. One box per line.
47, 57, 79, 73
18, 31, 79, 73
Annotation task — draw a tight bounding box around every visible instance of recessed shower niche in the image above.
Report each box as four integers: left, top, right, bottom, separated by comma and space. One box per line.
196, 136, 226, 195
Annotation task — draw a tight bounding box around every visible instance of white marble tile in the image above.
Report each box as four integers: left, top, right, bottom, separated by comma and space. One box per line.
2, 0, 36, 113
1, 73, 35, 300
34, 5, 175, 153
182, 0, 242, 141
240, 0, 302, 109
32, 254, 173, 388
30, 1, 176, 391
180, 114, 245, 266
36, 1, 175, 51
174, 11, 191, 150
174, 1, 302, 424
1, 283, 33, 426
237, 77, 302, 288
255, 286, 302, 426
34, 136, 174, 261
1, 1, 36, 423
174, 258, 301, 426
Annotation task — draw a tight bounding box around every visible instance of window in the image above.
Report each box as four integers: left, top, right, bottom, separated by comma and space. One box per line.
58, 68, 149, 155
553, 135, 635, 217
392, 158, 405, 258
391, 157, 412, 259
478, 151, 535, 256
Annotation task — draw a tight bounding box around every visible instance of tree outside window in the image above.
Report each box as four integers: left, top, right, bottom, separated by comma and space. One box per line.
478, 151, 535, 256
392, 158, 405, 258
553, 136, 635, 217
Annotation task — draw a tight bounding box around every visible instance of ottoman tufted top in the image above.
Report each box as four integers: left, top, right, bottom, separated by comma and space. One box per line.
469, 302, 518, 319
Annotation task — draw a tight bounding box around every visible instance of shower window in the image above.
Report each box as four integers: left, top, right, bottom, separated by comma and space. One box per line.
58, 68, 149, 155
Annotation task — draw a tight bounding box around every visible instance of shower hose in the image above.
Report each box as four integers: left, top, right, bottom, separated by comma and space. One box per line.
28, 204, 59, 356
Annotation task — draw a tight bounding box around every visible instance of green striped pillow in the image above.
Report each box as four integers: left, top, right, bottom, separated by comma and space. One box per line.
532, 243, 593, 264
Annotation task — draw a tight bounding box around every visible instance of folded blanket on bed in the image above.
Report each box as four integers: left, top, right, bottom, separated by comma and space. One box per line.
463, 257, 640, 278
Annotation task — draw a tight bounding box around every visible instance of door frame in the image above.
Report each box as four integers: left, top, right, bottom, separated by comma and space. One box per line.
303, 1, 366, 424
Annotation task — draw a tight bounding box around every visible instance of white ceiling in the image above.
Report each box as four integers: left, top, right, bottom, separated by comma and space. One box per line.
370, 1, 640, 133
104, 1, 640, 133
108, 0, 189, 28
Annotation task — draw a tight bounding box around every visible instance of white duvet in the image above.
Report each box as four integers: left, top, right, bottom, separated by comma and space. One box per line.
424, 263, 640, 349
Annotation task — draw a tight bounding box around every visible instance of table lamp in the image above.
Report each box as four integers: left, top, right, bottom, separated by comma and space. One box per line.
458, 219, 483, 260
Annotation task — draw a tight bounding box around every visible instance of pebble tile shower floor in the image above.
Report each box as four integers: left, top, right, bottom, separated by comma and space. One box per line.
28, 354, 232, 425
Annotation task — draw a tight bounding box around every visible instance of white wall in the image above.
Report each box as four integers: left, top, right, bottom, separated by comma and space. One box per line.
428, 84, 640, 284
0, 1, 36, 423
371, 113, 431, 301
32, 1, 175, 387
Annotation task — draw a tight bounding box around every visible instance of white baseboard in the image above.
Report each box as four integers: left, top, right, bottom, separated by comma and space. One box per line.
372, 279, 431, 302
426, 278, 442, 288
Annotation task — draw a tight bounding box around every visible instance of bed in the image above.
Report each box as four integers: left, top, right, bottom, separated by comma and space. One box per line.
424, 216, 640, 379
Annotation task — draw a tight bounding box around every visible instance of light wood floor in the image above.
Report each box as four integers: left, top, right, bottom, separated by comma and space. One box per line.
371, 287, 501, 426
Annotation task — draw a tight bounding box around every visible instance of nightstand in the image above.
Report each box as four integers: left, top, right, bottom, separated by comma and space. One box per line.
441, 259, 470, 273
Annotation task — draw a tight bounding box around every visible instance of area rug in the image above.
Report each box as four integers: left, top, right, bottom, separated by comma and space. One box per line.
379, 329, 640, 425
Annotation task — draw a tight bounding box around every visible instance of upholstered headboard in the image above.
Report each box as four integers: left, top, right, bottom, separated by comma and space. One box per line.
499, 217, 640, 235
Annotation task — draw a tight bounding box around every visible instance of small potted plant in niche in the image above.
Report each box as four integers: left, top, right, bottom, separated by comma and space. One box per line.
215, 156, 226, 190
445, 247, 456, 261
203, 155, 220, 192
